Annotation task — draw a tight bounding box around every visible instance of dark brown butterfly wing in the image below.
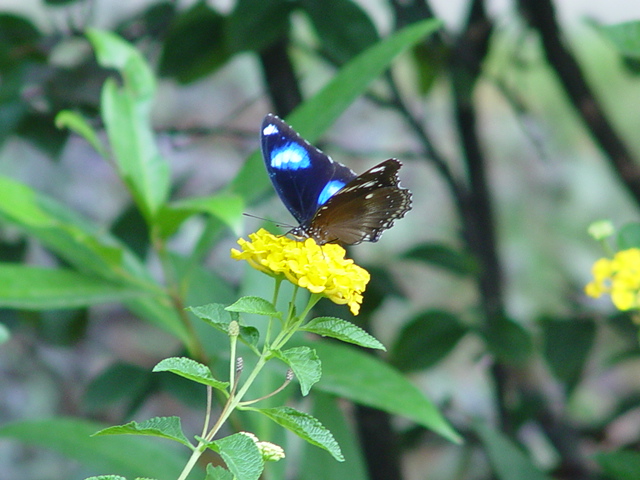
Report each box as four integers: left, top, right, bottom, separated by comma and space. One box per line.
298, 159, 412, 245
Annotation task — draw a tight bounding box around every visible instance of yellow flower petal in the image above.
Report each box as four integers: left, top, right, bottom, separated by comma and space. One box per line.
231, 229, 370, 315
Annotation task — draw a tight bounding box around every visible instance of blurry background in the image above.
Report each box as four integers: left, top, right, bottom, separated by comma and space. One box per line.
1, 0, 639, 479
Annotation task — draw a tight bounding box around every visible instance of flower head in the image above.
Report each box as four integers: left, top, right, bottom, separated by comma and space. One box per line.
585, 248, 640, 310
231, 229, 370, 315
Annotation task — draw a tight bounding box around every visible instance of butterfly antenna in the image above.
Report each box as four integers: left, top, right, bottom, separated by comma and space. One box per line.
242, 212, 295, 230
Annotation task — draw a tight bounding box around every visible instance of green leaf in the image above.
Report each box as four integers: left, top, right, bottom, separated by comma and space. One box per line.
226, 296, 280, 317
205, 464, 234, 480
87, 29, 170, 222
228, 18, 442, 201
153, 357, 229, 391
256, 406, 343, 461
0, 322, 9, 344
401, 242, 477, 276
211, 433, 264, 480
274, 346, 322, 395
159, 3, 230, 83
311, 340, 461, 443
597, 21, 640, 59
100, 77, 170, 222
0, 264, 146, 309
390, 310, 468, 372
169, 194, 244, 237
0, 176, 186, 340
301, 316, 385, 350
482, 316, 533, 366
55, 110, 107, 157
0, 418, 197, 479
300, 0, 379, 64
188, 303, 259, 346
617, 222, 640, 249
474, 422, 552, 480
87, 29, 155, 98
94, 416, 193, 449
226, 0, 291, 53
540, 316, 595, 394
593, 450, 640, 480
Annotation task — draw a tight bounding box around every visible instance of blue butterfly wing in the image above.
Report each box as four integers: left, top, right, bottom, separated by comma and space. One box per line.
261, 114, 357, 225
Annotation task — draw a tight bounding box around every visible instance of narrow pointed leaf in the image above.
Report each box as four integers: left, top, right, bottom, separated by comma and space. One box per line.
256, 406, 343, 461
153, 357, 229, 391
88, 29, 170, 221
0, 264, 146, 309
301, 316, 385, 350
55, 110, 107, 157
312, 341, 461, 443
93, 416, 193, 449
274, 346, 321, 395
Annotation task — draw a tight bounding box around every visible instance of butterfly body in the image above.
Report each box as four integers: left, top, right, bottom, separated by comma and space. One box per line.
261, 114, 411, 245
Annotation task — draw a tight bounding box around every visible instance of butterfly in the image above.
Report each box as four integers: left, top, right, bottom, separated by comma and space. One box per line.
261, 114, 412, 245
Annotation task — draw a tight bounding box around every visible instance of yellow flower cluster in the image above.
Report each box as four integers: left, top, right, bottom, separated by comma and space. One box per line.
231, 229, 370, 315
585, 248, 640, 310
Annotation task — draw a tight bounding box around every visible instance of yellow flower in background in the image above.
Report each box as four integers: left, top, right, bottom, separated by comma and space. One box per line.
586, 248, 640, 310
231, 229, 370, 315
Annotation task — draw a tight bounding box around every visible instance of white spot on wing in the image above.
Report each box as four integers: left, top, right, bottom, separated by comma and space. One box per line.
263, 124, 279, 135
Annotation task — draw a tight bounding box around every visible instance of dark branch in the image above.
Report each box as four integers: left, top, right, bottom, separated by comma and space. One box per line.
517, 0, 640, 206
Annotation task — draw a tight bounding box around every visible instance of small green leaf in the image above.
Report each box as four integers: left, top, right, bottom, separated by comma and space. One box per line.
474, 422, 552, 480
401, 242, 477, 276
256, 406, 343, 461
153, 357, 229, 391
301, 317, 385, 350
617, 223, 640, 249
0, 322, 9, 344
188, 303, 259, 346
226, 296, 280, 317
55, 110, 107, 157
205, 464, 234, 480
390, 310, 468, 372
210, 433, 264, 480
594, 450, 640, 480
274, 346, 322, 395
597, 21, 640, 59
0, 264, 146, 309
93, 416, 193, 449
